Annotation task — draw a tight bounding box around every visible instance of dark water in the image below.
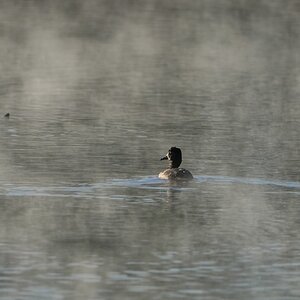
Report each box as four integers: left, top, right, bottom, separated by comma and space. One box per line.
1, 1, 300, 299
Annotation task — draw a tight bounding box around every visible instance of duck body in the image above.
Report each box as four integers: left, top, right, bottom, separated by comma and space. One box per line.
159, 147, 193, 181
159, 168, 193, 180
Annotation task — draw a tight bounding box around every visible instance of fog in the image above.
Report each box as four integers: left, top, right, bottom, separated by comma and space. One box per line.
1, 0, 299, 100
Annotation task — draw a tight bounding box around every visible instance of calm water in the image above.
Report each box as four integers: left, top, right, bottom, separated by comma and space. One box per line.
1, 1, 300, 299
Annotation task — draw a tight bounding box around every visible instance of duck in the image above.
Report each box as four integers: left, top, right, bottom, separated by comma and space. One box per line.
159, 147, 193, 180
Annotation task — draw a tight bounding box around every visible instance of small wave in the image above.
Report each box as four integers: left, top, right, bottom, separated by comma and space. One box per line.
1, 175, 299, 198
196, 175, 300, 189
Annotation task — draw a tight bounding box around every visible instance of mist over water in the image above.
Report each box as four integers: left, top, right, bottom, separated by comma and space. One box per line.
0, 1, 300, 299
1, 0, 299, 183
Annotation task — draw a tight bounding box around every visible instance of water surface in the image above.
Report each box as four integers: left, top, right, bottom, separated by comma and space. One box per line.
0, 1, 300, 299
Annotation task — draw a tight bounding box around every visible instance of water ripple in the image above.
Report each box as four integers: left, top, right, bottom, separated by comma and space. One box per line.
1, 175, 300, 198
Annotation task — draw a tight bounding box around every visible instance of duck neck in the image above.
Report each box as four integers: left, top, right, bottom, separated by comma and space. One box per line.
170, 160, 181, 169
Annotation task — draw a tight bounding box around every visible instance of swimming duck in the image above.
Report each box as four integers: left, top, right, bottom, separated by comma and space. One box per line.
159, 147, 193, 180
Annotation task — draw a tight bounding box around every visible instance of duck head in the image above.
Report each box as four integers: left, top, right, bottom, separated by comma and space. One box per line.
160, 146, 182, 168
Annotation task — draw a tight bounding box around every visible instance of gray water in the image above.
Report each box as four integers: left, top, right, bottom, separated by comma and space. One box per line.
1, 1, 300, 299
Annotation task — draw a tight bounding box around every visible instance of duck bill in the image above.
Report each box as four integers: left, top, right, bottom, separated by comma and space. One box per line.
160, 155, 168, 161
